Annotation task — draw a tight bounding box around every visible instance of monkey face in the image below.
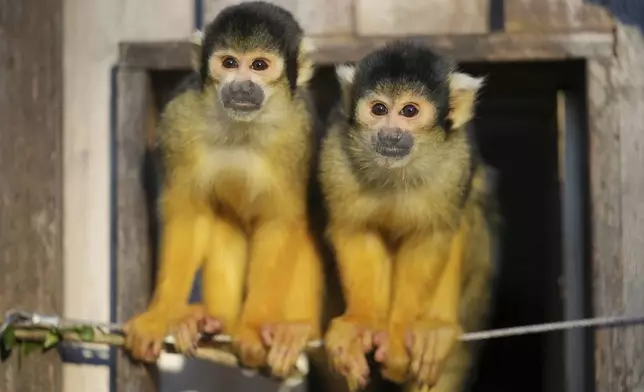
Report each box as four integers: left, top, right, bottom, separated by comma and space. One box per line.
208, 49, 286, 120
352, 89, 440, 165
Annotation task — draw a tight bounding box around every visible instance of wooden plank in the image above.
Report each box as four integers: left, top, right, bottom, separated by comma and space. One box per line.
119, 32, 614, 69
203, 0, 353, 36
0, 0, 64, 391
114, 69, 157, 392
356, 0, 489, 36
590, 8, 644, 389
505, 0, 613, 33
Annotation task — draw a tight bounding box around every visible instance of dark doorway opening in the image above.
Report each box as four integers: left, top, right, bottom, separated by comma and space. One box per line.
459, 60, 592, 392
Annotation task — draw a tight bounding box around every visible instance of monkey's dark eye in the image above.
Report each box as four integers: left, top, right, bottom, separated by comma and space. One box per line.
251, 59, 269, 71
400, 104, 419, 118
222, 57, 238, 69
371, 103, 388, 116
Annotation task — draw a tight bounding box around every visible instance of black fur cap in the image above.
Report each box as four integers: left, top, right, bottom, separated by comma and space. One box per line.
200, 1, 303, 91
350, 40, 454, 129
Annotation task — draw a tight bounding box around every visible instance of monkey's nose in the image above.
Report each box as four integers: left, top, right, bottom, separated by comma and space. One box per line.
377, 128, 404, 144
230, 80, 255, 96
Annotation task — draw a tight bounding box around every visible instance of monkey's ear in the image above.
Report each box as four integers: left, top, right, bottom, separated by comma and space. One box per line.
448, 72, 485, 129
296, 37, 316, 87
189, 30, 204, 72
335, 64, 356, 111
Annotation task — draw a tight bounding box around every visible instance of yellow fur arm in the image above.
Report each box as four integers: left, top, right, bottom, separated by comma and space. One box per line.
389, 230, 456, 327
239, 219, 322, 329
201, 214, 248, 332
329, 227, 392, 326
381, 226, 465, 384
123, 188, 214, 361
148, 192, 213, 314
426, 224, 467, 322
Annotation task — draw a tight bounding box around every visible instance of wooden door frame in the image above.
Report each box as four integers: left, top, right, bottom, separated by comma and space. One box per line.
113, 31, 620, 391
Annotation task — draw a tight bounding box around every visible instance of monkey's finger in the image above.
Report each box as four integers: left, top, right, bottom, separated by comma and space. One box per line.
178, 323, 197, 355
267, 326, 288, 366
200, 317, 222, 334
274, 326, 304, 377
372, 330, 387, 347
418, 333, 438, 385
373, 337, 388, 363
261, 324, 275, 346
410, 331, 427, 376
418, 384, 431, 392
361, 330, 374, 352
280, 329, 308, 375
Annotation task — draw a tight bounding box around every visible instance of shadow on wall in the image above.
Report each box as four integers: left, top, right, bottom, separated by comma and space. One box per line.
586, 0, 644, 31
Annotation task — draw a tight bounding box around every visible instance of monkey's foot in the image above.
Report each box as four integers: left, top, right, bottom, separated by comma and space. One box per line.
169, 305, 223, 355
261, 322, 313, 378
406, 320, 461, 388
324, 317, 374, 390
233, 325, 268, 369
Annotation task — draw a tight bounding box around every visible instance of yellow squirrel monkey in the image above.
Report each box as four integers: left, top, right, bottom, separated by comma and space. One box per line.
123, 1, 324, 378
319, 40, 497, 392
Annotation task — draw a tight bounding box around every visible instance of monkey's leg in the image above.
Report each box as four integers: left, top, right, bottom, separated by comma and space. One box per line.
171, 215, 248, 354
234, 219, 322, 376
325, 228, 392, 390
378, 228, 464, 386
124, 197, 213, 362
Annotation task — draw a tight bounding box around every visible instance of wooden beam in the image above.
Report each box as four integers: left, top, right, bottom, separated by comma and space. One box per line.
114, 69, 157, 392
356, 0, 489, 36
505, 0, 613, 33
203, 0, 353, 36
590, 16, 644, 391
0, 0, 64, 390
119, 32, 614, 69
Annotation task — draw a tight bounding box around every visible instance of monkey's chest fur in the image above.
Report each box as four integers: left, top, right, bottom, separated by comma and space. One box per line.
193, 146, 302, 223
339, 188, 462, 239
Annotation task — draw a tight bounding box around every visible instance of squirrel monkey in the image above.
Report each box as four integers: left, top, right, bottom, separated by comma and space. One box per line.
319, 40, 496, 391
123, 2, 323, 377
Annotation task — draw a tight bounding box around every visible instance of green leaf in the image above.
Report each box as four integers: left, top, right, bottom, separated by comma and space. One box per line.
2, 326, 16, 351
0, 326, 15, 362
76, 326, 95, 341
43, 331, 60, 349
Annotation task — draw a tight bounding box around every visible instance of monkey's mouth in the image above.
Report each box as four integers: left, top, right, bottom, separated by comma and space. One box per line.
375, 145, 411, 158
225, 100, 262, 112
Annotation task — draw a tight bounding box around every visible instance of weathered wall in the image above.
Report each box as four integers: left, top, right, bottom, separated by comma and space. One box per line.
586, 1, 644, 391
0, 0, 64, 391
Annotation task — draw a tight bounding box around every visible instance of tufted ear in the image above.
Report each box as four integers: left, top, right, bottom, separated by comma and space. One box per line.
335, 64, 356, 113
296, 37, 316, 87
447, 72, 485, 129
189, 30, 204, 72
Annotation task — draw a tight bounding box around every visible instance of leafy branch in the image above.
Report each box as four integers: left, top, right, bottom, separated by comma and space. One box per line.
0, 322, 304, 381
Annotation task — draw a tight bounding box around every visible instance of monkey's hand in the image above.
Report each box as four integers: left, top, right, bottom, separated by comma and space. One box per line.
261, 321, 313, 378
375, 320, 462, 387
124, 305, 210, 363
233, 324, 269, 369
325, 316, 375, 390
170, 305, 224, 356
